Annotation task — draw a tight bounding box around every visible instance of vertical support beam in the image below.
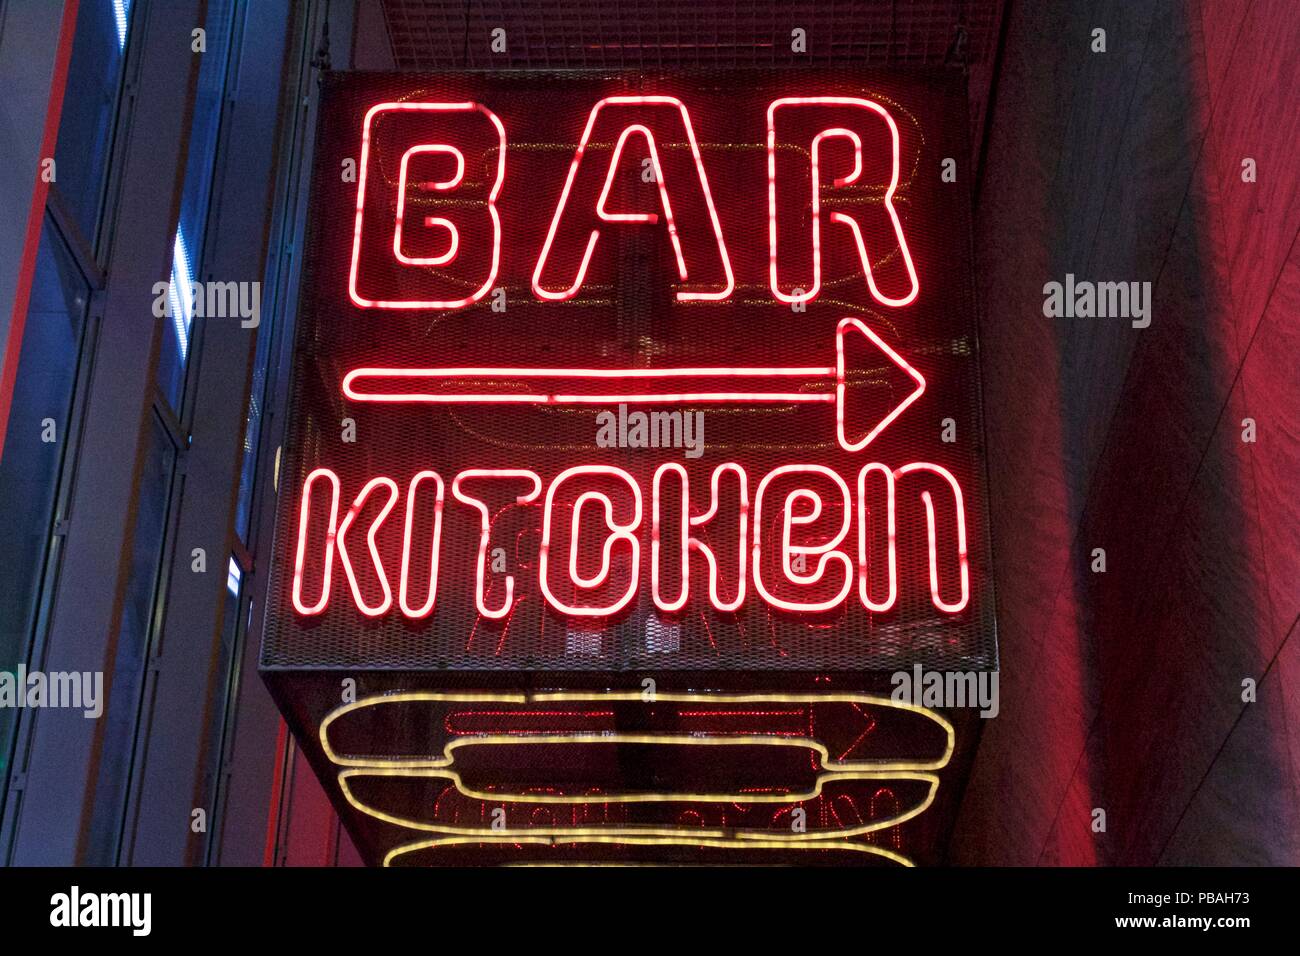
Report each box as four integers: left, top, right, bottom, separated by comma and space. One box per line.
122, 0, 292, 866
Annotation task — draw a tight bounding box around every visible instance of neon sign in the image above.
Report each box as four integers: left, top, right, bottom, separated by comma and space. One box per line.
262, 71, 996, 669
261, 72, 995, 866
349, 95, 920, 309
290, 459, 969, 619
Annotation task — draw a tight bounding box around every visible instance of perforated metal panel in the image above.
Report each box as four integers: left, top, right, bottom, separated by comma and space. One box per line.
380, 0, 1000, 70
258, 70, 995, 674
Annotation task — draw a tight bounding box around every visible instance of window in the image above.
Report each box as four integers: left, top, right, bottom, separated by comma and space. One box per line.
86, 0, 243, 862
54, 0, 136, 253
0, 219, 91, 793
86, 411, 178, 863
156, 0, 239, 410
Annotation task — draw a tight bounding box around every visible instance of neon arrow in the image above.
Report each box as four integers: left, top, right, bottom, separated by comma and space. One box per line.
342, 316, 924, 453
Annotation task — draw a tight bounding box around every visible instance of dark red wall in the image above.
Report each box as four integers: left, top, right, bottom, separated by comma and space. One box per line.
953, 0, 1300, 864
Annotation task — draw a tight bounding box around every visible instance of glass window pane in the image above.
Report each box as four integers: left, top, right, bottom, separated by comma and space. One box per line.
202, 556, 243, 861
0, 221, 89, 789
156, 0, 238, 410
54, 0, 135, 248
86, 411, 176, 863
234, 293, 271, 542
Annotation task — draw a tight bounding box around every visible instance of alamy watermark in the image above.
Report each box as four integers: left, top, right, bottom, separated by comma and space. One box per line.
152, 279, 261, 328
1042, 273, 1151, 328
891, 664, 999, 718
50, 887, 151, 936
0, 666, 103, 718
596, 403, 704, 459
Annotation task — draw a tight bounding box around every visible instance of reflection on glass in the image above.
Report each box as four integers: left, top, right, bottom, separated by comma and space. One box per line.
86, 412, 176, 863
55, 0, 134, 248
157, 0, 238, 410
203, 555, 244, 862
0, 221, 89, 791
234, 284, 271, 542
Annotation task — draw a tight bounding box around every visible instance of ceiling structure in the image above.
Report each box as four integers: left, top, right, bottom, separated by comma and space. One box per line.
377, 0, 1005, 70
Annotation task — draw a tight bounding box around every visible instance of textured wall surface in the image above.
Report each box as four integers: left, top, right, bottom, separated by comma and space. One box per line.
952, 0, 1299, 865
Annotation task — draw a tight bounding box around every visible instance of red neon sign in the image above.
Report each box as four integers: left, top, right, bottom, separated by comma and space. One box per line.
264, 71, 993, 873
349, 101, 506, 309
290, 460, 969, 619
766, 97, 920, 307
267, 71, 992, 674
348, 95, 917, 310
341, 317, 925, 454
532, 96, 735, 302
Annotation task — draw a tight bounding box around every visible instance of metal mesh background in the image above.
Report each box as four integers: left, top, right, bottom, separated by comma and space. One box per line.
380, 0, 999, 70
260, 69, 996, 673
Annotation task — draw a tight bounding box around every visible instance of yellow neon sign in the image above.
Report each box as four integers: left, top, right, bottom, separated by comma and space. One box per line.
318, 690, 954, 867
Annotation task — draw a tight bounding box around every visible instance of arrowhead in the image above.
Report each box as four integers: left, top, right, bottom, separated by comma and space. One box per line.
835, 317, 925, 452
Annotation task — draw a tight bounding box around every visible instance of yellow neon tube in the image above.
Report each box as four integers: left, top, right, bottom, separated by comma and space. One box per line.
383, 833, 915, 868
319, 689, 954, 771
337, 766, 938, 839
